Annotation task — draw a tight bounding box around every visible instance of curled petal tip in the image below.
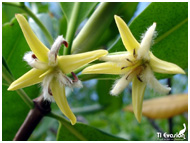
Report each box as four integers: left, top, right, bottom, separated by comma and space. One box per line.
63, 41, 68, 48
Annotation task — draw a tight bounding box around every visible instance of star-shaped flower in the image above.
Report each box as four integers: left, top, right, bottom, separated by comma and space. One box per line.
82, 15, 185, 122
8, 14, 108, 125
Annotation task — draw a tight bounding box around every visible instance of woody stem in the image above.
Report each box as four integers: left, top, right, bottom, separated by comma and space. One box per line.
13, 96, 51, 141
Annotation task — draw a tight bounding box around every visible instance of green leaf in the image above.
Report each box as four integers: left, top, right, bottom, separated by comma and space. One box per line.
59, 15, 67, 37
2, 56, 12, 75
96, 2, 138, 50
2, 3, 23, 24
29, 13, 58, 48
108, 2, 188, 79
60, 2, 97, 29
71, 2, 121, 54
97, 80, 123, 113
2, 17, 40, 140
57, 122, 126, 141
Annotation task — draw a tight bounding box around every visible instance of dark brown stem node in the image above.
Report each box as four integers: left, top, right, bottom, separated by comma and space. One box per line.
13, 96, 51, 141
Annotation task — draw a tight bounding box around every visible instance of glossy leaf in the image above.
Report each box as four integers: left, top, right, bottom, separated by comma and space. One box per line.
124, 94, 188, 119
2, 17, 40, 140
71, 2, 120, 53
57, 122, 126, 141
60, 2, 97, 32
95, 2, 138, 49
97, 80, 123, 113
29, 13, 58, 48
109, 2, 188, 79
2, 3, 23, 24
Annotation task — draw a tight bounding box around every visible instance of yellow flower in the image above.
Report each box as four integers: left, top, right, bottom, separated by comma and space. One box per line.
82, 15, 185, 122
8, 14, 108, 125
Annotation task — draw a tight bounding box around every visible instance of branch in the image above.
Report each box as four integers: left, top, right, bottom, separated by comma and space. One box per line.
13, 96, 51, 141
167, 78, 173, 136
147, 118, 164, 134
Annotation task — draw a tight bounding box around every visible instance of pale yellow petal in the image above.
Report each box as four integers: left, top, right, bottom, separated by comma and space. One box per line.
58, 50, 108, 74
138, 23, 156, 60
15, 14, 49, 62
8, 68, 45, 91
111, 73, 133, 95
132, 76, 146, 123
50, 78, 76, 125
100, 52, 135, 63
82, 62, 127, 75
114, 15, 140, 53
150, 53, 185, 74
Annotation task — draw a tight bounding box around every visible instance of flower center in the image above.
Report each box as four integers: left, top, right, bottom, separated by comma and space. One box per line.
121, 49, 150, 82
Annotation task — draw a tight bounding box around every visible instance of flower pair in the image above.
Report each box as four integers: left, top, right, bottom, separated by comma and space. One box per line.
8, 14, 185, 124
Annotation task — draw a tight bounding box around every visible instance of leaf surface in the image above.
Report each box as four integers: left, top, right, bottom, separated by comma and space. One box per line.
57, 122, 126, 141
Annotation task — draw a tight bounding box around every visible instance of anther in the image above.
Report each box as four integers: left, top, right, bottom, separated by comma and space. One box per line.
121, 66, 128, 70
126, 58, 132, 63
137, 75, 143, 82
133, 49, 137, 58
126, 74, 130, 80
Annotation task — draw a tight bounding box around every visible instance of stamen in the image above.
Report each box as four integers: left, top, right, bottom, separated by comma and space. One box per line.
71, 72, 78, 82
126, 74, 130, 80
121, 66, 128, 70
137, 75, 143, 82
56, 71, 73, 87
133, 49, 137, 58
71, 72, 83, 88
126, 58, 132, 63
126, 69, 134, 80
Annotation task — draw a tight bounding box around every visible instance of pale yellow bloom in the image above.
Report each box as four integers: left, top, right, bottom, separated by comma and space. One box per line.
82, 15, 185, 122
8, 14, 108, 125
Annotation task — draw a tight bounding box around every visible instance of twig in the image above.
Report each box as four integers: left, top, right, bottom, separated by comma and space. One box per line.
147, 118, 164, 134
167, 78, 173, 137
13, 96, 51, 141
